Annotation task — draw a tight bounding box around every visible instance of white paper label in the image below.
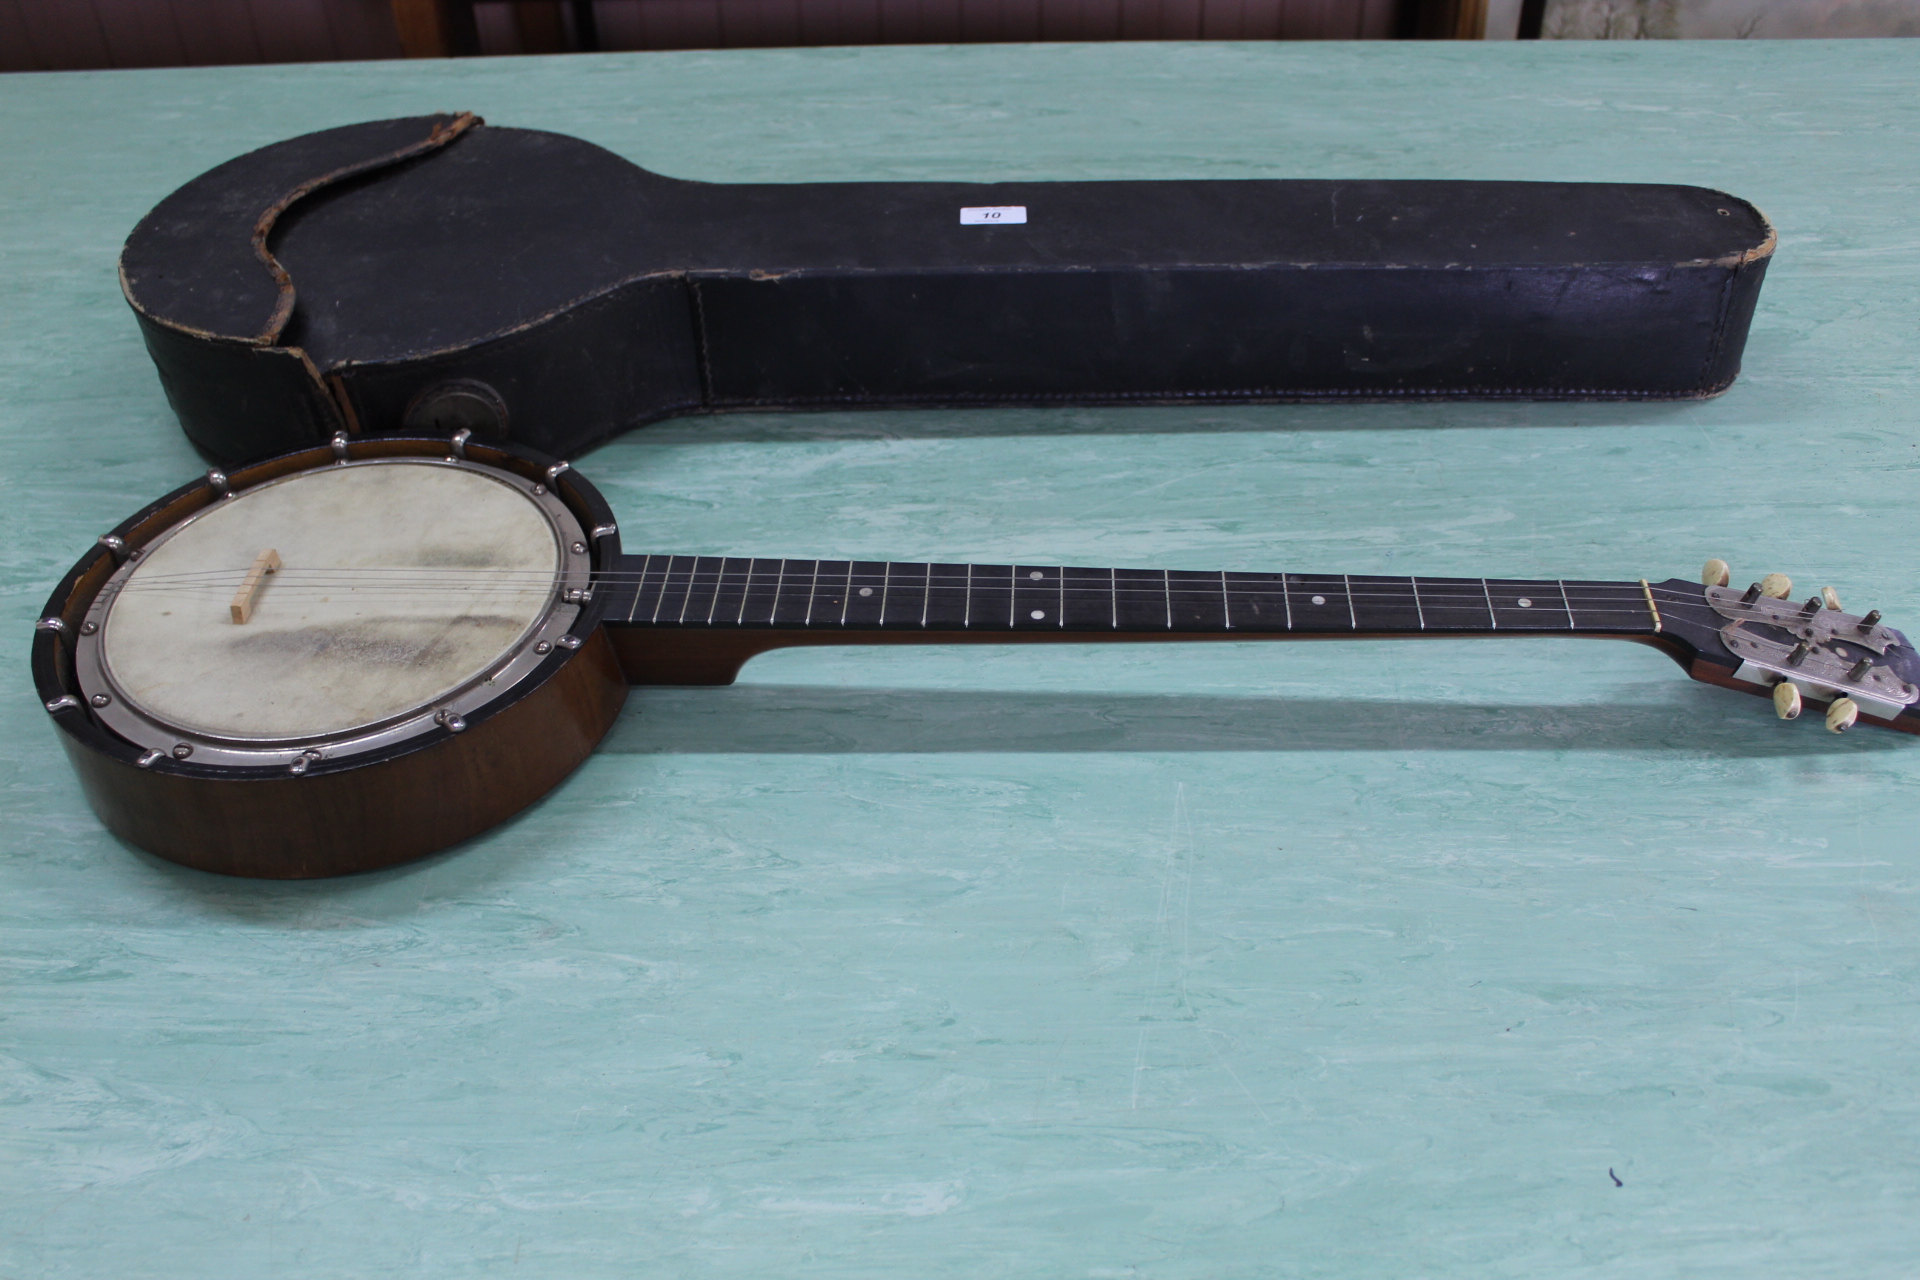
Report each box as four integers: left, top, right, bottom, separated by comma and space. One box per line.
959, 206, 1027, 225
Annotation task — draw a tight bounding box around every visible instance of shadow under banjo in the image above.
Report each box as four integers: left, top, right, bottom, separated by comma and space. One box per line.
34, 435, 1920, 879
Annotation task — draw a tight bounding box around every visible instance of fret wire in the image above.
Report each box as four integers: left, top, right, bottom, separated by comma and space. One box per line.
1557, 579, 1574, 629
626, 553, 654, 624
1344, 574, 1355, 630
769, 559, 786, 625
705, 557, 724, 625
735, 559, 753, 625
920, 563, 931, 628
1058, 567, 1066, 629
683, 556, 706, 625
804, 559, 821, 626
1283, 574, 1293, 630
648, 555, 674, 624
965, 564, 974, 629
1411, 577, 1426, 631
1109, 568, 1117, 630
879, 562, 892, 626
841, 560, 853, 626
1163, 569, 1172, 630
1008, 568, 1016, 629
676, 557, 698, 624
1481, 578, 1496, 630
1221, 571, 1231, 630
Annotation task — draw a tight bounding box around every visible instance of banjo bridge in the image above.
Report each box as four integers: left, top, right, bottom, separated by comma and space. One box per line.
228, 548, 282, 624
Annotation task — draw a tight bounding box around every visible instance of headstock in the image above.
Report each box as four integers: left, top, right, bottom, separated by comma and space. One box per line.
1655, 559, 1920, 734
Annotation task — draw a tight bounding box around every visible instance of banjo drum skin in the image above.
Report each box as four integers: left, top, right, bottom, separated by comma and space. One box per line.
36, 435, 1920, 879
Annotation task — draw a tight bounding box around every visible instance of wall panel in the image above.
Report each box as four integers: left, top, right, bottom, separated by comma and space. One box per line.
324, 0, 406, 57
16, 0, 114, 68
0, 0, 41, 70
174, 0, 265, 63
92, 0, 191, 67
251, 0, 340, 60
5, 0, 1408, 71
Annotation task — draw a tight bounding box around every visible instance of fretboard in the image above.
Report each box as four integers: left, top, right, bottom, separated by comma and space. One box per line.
602, 556, 1662, 637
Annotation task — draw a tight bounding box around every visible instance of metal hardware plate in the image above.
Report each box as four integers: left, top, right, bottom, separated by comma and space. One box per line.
1720, 625, 1917, 715
1704, 585, 1900, 654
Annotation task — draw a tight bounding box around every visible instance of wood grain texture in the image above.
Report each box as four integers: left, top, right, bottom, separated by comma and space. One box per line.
510, 0, 569, 49
393, 0, 455, 53
61, 630, 628, 878
4, 40, 1920, 1280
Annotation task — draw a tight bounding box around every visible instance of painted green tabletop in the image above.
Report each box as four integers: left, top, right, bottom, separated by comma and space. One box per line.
3, 38, 1918, 1278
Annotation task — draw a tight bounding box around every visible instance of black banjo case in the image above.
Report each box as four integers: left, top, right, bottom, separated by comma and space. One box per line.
121, 113, 1775, 466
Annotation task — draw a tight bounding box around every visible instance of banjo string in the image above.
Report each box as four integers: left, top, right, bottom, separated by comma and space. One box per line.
96, 571, 1754, 620
103, 571, 1707, 603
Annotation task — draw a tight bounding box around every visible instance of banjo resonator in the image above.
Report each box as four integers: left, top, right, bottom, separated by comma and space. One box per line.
34, 435, 1920, 880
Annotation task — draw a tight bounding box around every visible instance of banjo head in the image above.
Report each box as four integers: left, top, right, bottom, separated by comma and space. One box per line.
74, 454, 591, 770
35, 437, 628, 878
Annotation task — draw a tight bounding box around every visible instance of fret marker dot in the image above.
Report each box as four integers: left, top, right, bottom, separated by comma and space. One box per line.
1029, 571, 1043, 580
858, 587, 873, 597
1518, 597, 1532, 608
1311, 595, 1326, 605
1031, 609, 1046, 620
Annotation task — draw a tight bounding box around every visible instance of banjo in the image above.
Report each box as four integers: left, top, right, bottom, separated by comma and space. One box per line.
35, 433, 1920, 880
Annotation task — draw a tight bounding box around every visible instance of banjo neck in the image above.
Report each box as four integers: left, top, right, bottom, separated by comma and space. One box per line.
602, 553, 1674, 686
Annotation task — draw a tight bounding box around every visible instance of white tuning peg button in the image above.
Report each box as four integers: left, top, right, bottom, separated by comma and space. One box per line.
1773, 682, 1802, 720
1759, 573, 1793, 600
1821, 586, 1842, 611
1826, 697, 1860, 734
1702, 559, 1731, 588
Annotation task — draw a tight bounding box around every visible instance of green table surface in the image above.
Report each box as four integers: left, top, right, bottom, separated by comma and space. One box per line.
4, 38, 1918, 1279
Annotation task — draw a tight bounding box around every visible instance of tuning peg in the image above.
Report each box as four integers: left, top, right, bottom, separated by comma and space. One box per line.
1773, 682, 1802, 720
1822, 586, 1842, 611
1759, 573, 1793, 599
1826, 697, 1859, 734
1702, 558, 1731, 588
